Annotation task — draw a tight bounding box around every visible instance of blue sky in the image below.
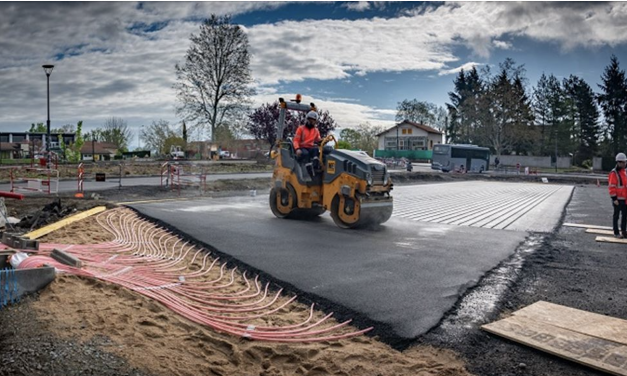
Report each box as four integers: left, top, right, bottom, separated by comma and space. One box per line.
1, 1, 627, 143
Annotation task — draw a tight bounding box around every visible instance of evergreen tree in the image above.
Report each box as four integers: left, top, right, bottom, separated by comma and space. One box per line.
463, 67, 483, 144
577, 79, 601, 163
597, 55, 627, 157
511, 75, 536, 155
476, 59, 532, 156
563, 75, 600, 165
446, 69, 467, 143
544, 74, 566, 159
533, 74, 551, 155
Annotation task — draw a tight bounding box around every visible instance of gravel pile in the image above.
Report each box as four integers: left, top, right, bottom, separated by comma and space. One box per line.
0, 295, 153, 376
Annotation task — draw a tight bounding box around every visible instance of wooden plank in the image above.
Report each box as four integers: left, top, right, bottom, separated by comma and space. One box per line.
482, 315, 627, 376
586, 228, 616, 235
513, 301, 627, 346
564, 223, 613, 230
24, 206, 107, 240
596, 236, 627, 244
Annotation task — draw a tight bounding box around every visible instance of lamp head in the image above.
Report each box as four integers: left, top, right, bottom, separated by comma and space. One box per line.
42, 64, 54, 76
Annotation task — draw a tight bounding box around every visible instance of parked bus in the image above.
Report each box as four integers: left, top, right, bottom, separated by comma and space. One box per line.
431, 144, 490, 173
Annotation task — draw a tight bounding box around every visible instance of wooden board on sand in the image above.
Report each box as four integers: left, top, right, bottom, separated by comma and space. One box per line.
24, 206, 107, 240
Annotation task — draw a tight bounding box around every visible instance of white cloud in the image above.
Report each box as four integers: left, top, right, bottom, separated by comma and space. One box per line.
438, 62, 482, 76
251, 93, 395, 129
492, 40, 513, 50
343, 2, 371, 12
247, 2, 627, 84
2, 2, 627, 134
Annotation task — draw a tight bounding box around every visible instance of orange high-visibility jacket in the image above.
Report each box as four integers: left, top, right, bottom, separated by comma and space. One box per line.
609, 168, 627, 200
293, 125, 321, 150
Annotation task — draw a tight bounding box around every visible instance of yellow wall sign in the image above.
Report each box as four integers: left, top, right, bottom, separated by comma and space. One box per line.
327, 160, 336, 174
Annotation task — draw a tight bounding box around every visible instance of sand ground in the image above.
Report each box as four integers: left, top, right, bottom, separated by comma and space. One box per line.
2, 200, 473, 376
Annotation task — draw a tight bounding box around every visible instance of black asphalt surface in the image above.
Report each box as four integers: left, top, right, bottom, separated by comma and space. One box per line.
129, 193, 529, 340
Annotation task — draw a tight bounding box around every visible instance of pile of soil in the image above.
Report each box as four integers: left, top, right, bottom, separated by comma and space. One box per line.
0, 160, 273, 182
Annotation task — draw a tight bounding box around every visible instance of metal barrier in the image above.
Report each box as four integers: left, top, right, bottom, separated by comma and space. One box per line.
77, 163, 84, 193
160, 162, 169, 187
10, 168, 59, 194
30, 151, 59, 170
161, 162, 206, 195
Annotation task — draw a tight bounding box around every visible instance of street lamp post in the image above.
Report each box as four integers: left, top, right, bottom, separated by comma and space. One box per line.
92, 135, 96, 161
42, 64, 54, 168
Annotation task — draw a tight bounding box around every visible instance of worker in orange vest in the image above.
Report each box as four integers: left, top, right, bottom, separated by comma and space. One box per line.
609, 152, 627, 238
294, 111, 322, 175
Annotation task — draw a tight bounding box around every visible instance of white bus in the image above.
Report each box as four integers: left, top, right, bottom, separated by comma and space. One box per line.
431, 144, 490, 173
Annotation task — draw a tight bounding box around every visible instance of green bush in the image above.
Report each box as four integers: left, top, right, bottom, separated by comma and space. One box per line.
581, 159, 592, 169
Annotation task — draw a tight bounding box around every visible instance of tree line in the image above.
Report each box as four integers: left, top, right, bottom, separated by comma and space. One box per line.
28, 117, 132, 162
445, 56, 627, 166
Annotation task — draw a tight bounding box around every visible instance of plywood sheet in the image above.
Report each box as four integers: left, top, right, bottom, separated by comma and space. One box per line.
483, 315, 627, 376
564, 223, 613, 230
513, 301, 627, 346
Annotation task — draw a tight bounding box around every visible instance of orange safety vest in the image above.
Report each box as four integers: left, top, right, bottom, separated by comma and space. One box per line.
609, 168, 627, 200
293, 125, 321, 150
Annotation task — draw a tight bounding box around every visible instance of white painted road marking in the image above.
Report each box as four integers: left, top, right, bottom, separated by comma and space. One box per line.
393, 181, 573, 232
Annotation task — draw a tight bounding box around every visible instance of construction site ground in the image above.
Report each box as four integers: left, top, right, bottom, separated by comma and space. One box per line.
0, 170, 622, 376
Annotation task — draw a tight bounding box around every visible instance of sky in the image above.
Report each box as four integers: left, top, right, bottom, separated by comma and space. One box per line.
2, 1, 627, 146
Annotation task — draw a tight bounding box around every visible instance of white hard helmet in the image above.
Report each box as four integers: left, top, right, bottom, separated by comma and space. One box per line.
306, 111, 319, 121
617, 153, 627, 162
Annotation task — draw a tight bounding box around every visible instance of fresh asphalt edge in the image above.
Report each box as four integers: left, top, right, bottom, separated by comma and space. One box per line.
418, 183, 577, 367
123, 205, 414, 350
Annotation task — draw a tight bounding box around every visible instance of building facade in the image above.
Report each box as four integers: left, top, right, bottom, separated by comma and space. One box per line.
376, 120, 443, 151
0, 131, 76, 159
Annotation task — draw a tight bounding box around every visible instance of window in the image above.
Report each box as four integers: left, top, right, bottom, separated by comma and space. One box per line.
402, 129, 407, 135
410, 138, 425, 149
451, 147, 490, 160
384, 137, 399, 150
407, 128, 413, 135
433, 145, 449, 155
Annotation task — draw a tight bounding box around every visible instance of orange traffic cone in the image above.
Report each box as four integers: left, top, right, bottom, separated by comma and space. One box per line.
74, 192, 84, 198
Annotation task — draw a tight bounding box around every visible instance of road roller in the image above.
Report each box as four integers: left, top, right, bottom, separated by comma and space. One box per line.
269, 97, 393, 228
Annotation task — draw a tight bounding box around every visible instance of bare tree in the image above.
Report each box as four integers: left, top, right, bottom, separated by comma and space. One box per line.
100, 117, 132, 151
395, 99, 436, 125
140, 119, 177, 156
174, 15, 254, 142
